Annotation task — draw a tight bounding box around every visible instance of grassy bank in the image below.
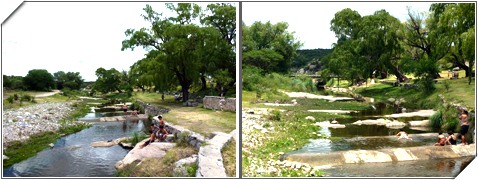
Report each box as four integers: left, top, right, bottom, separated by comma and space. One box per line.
2, 102, 92, 168
222, 139, 237, 177
354, 77, 475, 110
133, 92, 236, 136
116, 143, 198, 177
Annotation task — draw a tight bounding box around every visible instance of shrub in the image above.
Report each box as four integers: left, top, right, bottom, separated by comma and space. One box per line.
13, 94, 19, 101
7, 96, 14, 104
20, 94, 33, 102
268, 110, 282, 121
443, 80, 451, 92
429, 111, 442, 129
175, 131, 191, 147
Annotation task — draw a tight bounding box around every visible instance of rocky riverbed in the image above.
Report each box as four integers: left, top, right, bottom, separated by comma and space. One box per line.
242, 108, 326, 177
2, 102, 88, 147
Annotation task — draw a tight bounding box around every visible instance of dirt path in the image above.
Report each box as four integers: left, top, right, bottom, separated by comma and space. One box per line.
34, 90, 61, 98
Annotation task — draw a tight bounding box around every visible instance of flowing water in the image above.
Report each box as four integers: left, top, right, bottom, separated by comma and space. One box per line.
288, 100, 473, 177
3, 107, 147, 177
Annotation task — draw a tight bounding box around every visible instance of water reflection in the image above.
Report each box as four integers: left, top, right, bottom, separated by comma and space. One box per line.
324, 157, 474, 177
3, 120, 146, 177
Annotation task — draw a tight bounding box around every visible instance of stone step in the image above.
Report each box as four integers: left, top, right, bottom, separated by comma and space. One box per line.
285, 144, 476, 167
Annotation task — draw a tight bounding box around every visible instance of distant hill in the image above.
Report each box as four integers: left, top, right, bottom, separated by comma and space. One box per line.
292, 48, 332, 74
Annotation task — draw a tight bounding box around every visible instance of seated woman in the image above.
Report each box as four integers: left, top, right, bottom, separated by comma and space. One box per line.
446, 131, 457, 145
434, 131, 446, 146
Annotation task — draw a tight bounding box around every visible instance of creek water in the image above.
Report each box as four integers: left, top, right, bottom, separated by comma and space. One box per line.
3, 109, 147, 177
288, 100, 472, 177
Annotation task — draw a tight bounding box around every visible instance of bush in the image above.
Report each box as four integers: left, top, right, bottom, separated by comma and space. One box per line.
13, 94, 19, 101
268, 110, 282, 121
130, 131, 148, 146
443, 80, 451, 92
175, 131, 191, 147
429, 111, 442, 129
418, 77, 436, 94
20, 94, 33, 102
7, 96, 14, 104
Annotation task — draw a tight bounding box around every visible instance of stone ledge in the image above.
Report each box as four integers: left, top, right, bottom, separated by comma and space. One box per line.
285, 144, 476, 167
196, 130, 236, 177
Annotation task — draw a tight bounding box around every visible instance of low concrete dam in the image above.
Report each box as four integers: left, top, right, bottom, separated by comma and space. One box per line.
285, 144, 475, 167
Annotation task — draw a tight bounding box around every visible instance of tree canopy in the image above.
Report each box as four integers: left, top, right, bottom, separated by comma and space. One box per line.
23, 69, 55, 91
122, 3, 236, 101
242, 21, 302, 74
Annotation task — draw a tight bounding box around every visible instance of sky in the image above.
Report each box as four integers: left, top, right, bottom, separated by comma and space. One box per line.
242, 2, 434, 50
1, 1, 227, 82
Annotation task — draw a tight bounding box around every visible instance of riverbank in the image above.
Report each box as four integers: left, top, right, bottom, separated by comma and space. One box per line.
2, 101, 91, 168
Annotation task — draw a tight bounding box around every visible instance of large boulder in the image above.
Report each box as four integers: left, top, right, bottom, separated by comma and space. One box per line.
173, 155, 198, 177
115, 139, 176, 169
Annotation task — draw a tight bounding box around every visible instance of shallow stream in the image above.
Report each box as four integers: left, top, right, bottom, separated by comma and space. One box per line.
3, 104, 147, 177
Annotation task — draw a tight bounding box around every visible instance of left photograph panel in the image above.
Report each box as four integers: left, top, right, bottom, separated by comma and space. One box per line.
1, 1, 238, 177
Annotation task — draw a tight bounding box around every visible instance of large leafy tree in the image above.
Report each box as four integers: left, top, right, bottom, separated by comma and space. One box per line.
123, 3, 235, 101
93, 67, 123, 94
326, 9, 408, 84
53, 71, 84, 90
242, 21, 302, 73
23, 69, 55, 91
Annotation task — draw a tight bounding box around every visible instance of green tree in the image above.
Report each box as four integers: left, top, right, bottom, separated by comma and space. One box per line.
123, 3, 236, 101
242, 21, 302, 73
53, 71, 84, 90
23, 69, 55, 91
93, 67, 123, 94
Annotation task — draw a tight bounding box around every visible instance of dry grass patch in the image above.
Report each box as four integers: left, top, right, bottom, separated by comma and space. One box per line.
117, 146, 198, 177
222, 139, 237, 177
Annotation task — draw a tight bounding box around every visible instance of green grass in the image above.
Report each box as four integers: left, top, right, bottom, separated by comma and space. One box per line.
222, 139, 237, 177
133, 92, 236, 136
116, 146, 198, 177
355, 77, 475, 109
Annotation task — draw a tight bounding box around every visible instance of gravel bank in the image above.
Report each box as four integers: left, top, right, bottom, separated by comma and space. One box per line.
2, 102, 85, 147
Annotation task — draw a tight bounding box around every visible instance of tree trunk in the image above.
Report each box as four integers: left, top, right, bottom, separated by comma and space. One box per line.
390, 66, 409, 82
200, 75, 207, 91
181, 84, 190, 102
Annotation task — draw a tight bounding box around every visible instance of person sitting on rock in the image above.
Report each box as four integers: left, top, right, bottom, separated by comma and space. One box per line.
131, 110, 138, 116
396, 129, 412, 140
445, 131, 457, 145
434, 131, 446, 146
158, 115, 165, 126
140, 124, 157, 149
155, 125, 168, 142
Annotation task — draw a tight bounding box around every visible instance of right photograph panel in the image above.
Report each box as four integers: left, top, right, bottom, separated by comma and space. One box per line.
241, 2, 476, 177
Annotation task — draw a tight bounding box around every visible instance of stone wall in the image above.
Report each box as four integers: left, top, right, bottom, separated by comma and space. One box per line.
137, 101, 170, 116
203, 96, 236, 112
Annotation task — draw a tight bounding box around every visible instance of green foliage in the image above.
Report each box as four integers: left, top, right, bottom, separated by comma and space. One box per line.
418, 77, 436, 94
443, 80, 451, 92
268, 110, 282, 121
130, 131, 148, 146
7, 96, 14, 104
175, 131, 191, 147
123, 3, 236, 101
242, 21, 302, 73
3, 75, 26, 90
292, 48, 332, 70
13, 93, 19, 100
53, 71, 84, 90
186, 163, 198, 177
429, 111, 443, 129
23, 69, 55, 91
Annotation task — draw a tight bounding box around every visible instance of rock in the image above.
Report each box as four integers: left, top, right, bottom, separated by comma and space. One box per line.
331, 120, 338, 124
305, 116, 316, 121
385, 120, 406, 129
116, 140, 176, 169
3, 155, 9, 160
388, 98, 396, 103
409, 120, 430, 127
49, 143, 54, 148
173, 155, 198, 177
